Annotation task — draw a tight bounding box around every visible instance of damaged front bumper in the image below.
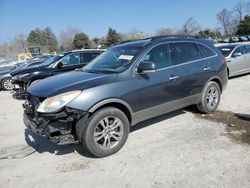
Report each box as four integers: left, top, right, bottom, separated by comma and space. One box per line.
12, 80, 27, 100
23, 102, 87, 145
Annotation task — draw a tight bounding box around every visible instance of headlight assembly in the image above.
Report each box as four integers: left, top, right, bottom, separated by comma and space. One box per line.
37, 90, 81, 113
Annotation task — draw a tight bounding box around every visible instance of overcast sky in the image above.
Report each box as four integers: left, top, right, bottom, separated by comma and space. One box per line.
0, 0, 242, 43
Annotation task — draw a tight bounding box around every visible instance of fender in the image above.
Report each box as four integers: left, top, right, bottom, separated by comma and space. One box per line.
89, 98, 133, 115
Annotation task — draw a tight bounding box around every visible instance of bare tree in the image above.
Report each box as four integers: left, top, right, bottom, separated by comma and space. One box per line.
247, 2, 250, 13
178, 17, 201, 35
155, 28, 173, 36
216, 9, 234, 36
233, 1, 248, 21
122, 28, 148, 41
10, 33, 27, 53
59, 26, 81, 51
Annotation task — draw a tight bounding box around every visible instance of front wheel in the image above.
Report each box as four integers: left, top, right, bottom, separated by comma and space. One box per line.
1, 78, 14, 91
77, 107, 130, 157
196, 81, 221, 113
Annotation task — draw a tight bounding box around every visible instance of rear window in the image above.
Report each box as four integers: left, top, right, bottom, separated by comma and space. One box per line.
197, 44, 216, 58
170, 42, 202, 65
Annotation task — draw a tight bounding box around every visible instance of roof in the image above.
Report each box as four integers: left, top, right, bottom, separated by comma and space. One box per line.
117, 35, 213, 48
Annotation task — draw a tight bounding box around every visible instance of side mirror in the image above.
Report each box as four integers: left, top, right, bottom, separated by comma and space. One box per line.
56, 61, 63, 69
137, 61, 156, 74
233, 52, 242, 57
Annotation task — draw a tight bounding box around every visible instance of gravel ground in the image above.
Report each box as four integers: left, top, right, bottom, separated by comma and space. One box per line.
0, 74, 250, 188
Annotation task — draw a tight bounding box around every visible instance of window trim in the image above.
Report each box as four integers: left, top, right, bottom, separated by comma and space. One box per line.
134, 41, 218, 73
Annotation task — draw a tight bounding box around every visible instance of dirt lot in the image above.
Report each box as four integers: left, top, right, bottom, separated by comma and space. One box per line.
0, 75, 250, 188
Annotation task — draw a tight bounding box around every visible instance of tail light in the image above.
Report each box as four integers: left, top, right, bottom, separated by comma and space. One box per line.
222, 58, 227, 65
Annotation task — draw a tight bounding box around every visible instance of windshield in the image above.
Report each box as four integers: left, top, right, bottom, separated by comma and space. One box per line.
40, 54, 65, 66
218, 46, 235, 57
82, 46, 143, 73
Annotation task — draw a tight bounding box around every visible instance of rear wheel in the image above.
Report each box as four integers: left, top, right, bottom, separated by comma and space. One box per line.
197, 81, 221, 113
1, 78, 14, 90
77, 107, 130, 157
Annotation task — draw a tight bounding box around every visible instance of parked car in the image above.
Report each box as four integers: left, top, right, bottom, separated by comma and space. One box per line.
0, 56, 53, 91
23, 35, 227, 157
217, 44, 250, 77
238, 36, 248, 42
229, 37, 240, 43
11, 49, 104, 99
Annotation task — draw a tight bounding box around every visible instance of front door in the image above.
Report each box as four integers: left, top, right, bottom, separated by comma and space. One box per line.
53, 53, 82, 74
130, 43, 179, 118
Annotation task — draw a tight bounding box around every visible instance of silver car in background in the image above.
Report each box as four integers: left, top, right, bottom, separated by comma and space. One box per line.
217, 44, 250, 77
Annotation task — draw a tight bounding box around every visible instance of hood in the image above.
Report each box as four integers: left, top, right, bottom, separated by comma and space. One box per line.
10, 64, 43, 76
27, 70, 118, 98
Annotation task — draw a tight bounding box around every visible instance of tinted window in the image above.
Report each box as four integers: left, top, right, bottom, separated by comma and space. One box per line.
80, 52, 101, 64
197, 44, 216, 57
217, 46, 234, 57
234, 46, 245, 54
142, 44, 172, 69
170, 42, 202, 65
61, 53, 80, 65
245, 45, 250, 53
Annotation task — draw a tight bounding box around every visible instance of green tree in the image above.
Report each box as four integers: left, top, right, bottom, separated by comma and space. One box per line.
44, 27, 58, 52
73, 32, 92, 49
105, 28, 122, 47
27, 28, 45, 47
236, 15, 250, 35
198, 29, 221, 39
27, 27, 58, 53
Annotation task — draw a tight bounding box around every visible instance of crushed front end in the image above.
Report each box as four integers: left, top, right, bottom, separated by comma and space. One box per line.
12, 76, 28, 100
23, 94, 86, 145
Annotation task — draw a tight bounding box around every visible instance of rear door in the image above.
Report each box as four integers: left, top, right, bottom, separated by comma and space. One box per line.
243, 45, 250, 73
170, 42, 213, 100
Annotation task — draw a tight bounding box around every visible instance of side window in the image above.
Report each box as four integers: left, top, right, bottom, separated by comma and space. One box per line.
197, 43, 216, 58
170, 42, 202, 65
61, 53, 80, 65
142, 44, 172, 69
234, 46, 245, 54
80, 53, 100, 64
245, 45, 250, 54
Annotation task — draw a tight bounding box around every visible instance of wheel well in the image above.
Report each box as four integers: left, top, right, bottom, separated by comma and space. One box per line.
91, 102, 132, 125
227, 68, 230, 77
211, 78, 223, 92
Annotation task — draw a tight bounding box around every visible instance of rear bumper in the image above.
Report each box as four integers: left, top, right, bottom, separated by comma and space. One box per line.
23, 103, 86, 145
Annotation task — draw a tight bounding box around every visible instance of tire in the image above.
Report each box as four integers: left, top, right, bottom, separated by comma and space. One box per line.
77, 107, 130, 157
196, 81, 221, 114
1, 78, 14, 91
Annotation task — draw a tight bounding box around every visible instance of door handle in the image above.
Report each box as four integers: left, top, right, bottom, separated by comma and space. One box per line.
204, 67, 211, 71
169, 75, 179, 80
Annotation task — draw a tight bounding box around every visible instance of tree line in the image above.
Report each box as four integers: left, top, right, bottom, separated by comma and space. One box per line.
0, 0, 250, 59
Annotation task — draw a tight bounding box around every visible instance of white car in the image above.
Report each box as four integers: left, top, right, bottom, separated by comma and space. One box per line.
218, 44, 250, 77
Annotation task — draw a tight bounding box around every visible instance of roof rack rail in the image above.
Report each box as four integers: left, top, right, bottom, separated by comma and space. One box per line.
120, 38, 147, 44
120, 35, 201, 44
148, 35, 201, 41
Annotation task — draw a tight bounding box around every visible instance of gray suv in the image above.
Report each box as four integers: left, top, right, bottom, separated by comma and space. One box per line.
23, 36, 228, 157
